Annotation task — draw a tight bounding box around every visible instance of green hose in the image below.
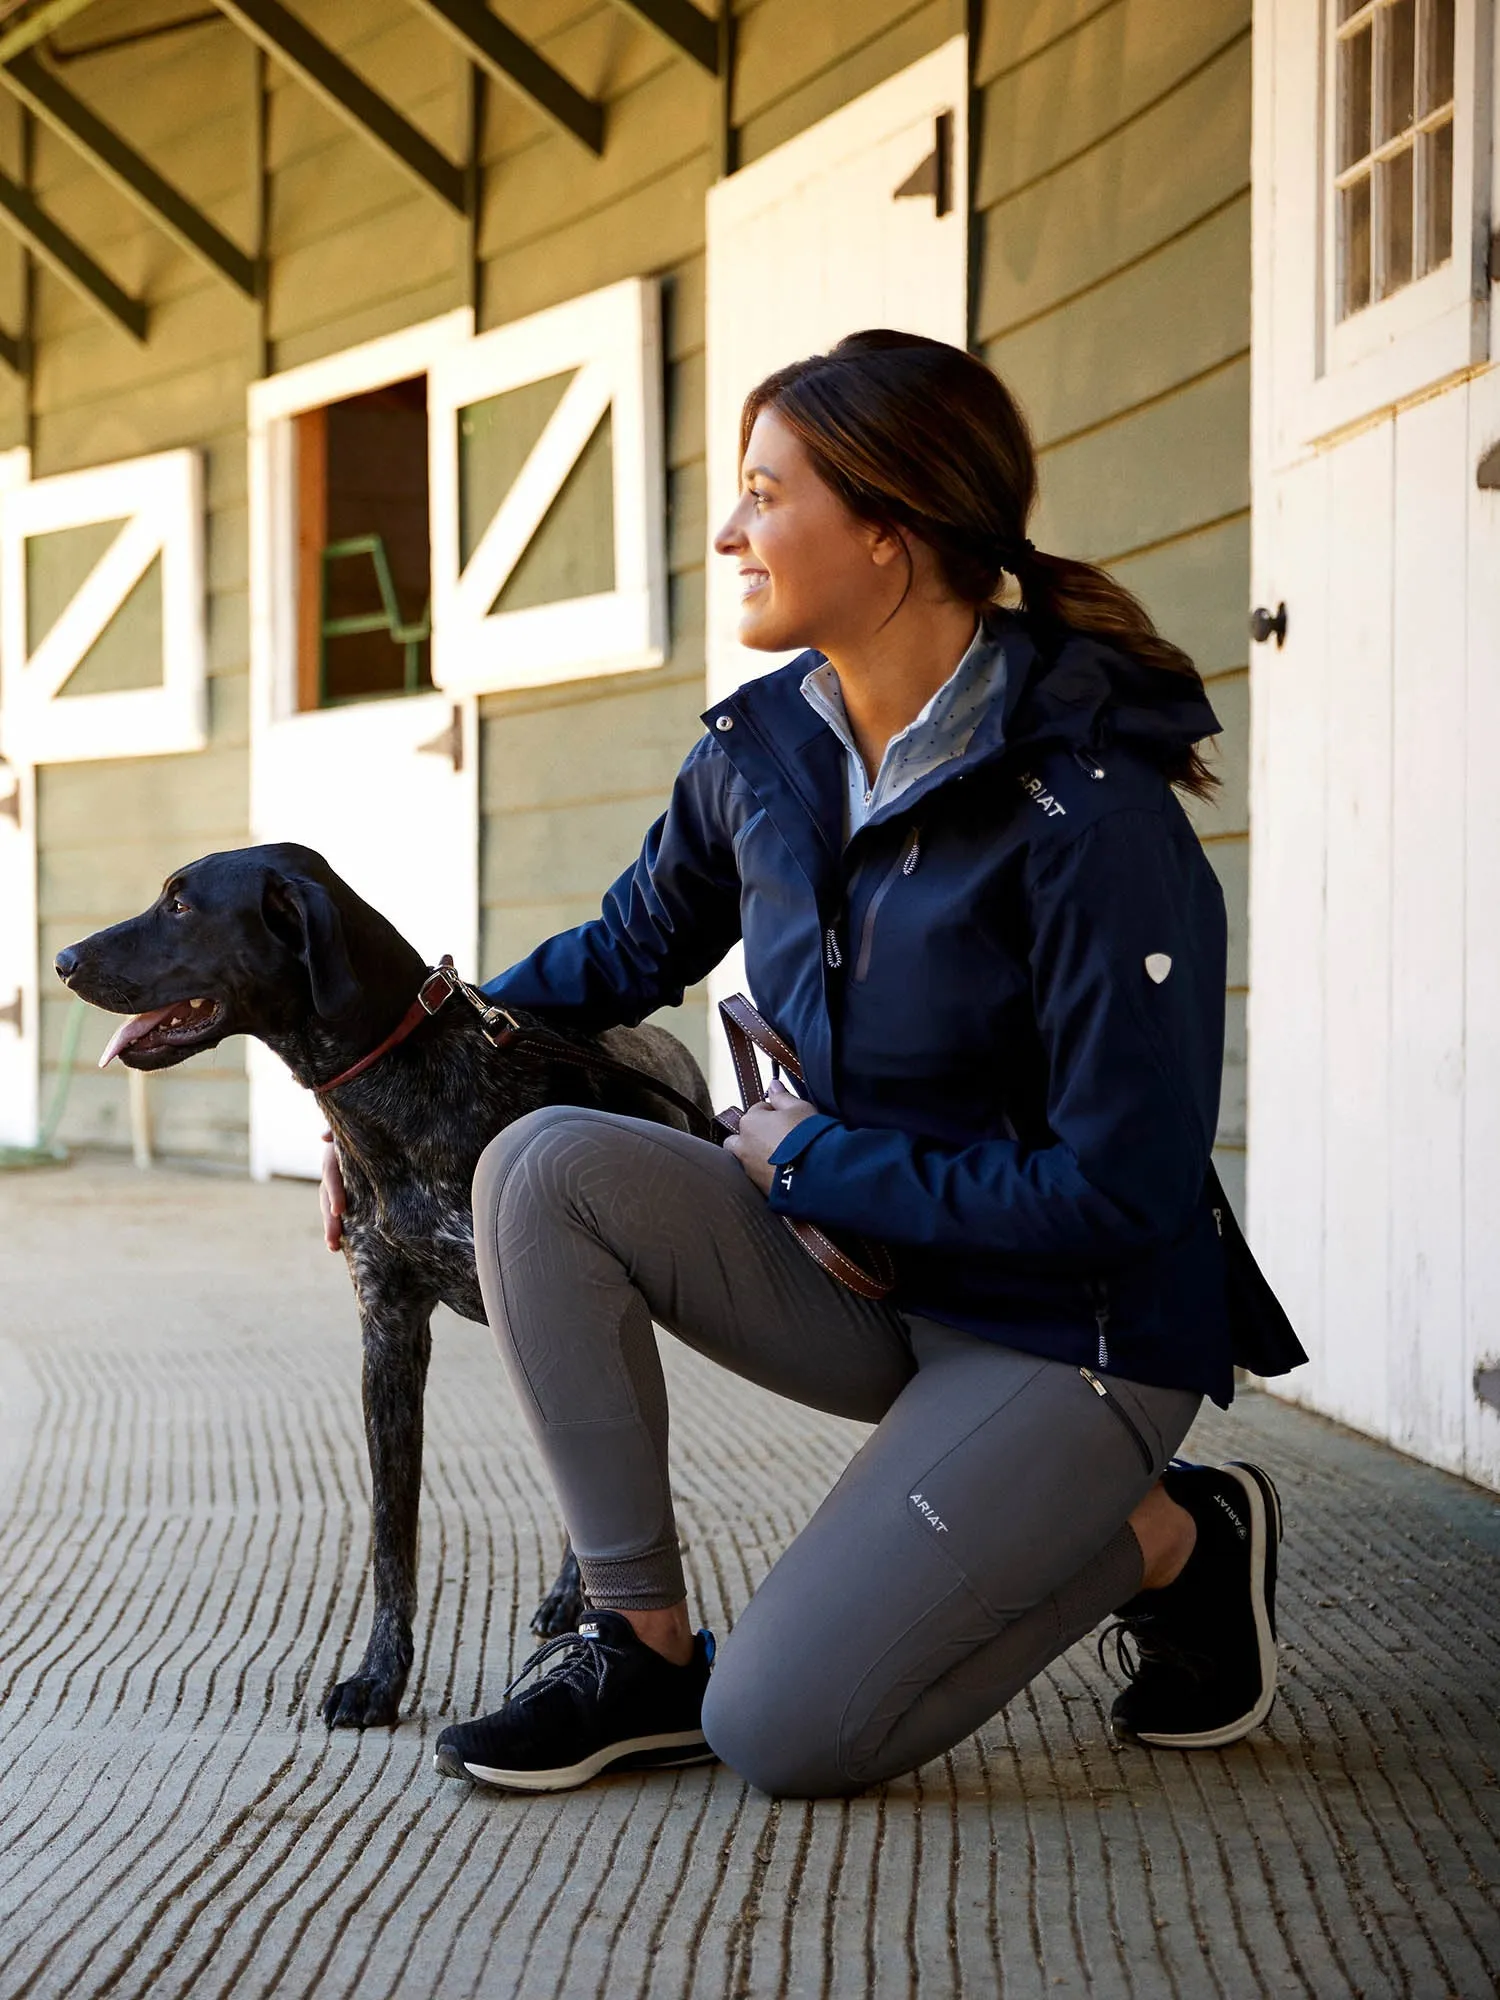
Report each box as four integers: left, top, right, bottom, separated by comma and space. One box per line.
0, 1000, 85, 1169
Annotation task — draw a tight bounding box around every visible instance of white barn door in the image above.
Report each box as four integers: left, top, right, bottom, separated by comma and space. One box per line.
0, 446, 34, 1149
1250, 0, 1499, 1487
704, 37, 969, 1102
248, 313, 479, 1181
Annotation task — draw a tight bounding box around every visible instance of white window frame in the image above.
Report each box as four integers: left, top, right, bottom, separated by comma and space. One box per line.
427, 276, 667, 697
0, 448, 206, 765
1276, 0, 1494, 453
247, 307, 473, 730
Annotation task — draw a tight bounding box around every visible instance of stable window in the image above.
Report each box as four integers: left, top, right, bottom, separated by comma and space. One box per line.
294, 377, 431, 710
1334, 0, 1456, 319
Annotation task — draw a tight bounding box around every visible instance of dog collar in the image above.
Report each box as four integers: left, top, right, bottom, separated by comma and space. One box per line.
317, 958, 521, 1093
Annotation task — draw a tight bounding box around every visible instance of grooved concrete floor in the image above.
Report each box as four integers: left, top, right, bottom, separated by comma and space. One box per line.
2, 1157, 1498, 2000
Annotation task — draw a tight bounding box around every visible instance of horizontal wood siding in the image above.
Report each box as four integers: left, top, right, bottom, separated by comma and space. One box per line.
975, 0, 1253, 1208
30, 13, 259, 1164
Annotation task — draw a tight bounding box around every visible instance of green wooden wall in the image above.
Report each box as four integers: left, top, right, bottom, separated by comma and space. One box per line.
974, 0, 1253, 1209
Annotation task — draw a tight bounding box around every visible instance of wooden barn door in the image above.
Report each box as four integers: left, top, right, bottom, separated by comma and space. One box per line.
247, 312, 478, 1182
1250, 0, 1499, 1485
704, 37, 970, 1104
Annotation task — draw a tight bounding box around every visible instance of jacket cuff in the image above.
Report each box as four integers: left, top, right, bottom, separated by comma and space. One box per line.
765, 1113, 840, 1211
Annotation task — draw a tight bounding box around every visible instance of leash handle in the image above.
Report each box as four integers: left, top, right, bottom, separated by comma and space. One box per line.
714, 994, 896, 1302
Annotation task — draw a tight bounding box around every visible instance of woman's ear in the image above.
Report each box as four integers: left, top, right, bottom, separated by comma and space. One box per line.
867, 522, 908, 570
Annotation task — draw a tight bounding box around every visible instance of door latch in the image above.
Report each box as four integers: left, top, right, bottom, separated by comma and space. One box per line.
1250, 603, 1288, 648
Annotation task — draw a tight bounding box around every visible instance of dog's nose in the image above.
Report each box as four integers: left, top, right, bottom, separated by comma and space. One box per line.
55, 945, 80, 985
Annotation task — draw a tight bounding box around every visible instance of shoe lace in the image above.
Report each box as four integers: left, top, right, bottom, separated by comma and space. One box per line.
1097, 1610, 1210, 1685
502, 1628, 613, 1706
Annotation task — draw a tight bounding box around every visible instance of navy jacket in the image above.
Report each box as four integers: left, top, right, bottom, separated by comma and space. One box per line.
488, 613, 1237, 1406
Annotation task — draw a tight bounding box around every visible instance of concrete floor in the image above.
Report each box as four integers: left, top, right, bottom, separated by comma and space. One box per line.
1, 1155, 1498, 2000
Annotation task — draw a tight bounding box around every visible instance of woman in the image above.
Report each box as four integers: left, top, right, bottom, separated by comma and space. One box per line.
350, 332, 1287, 1797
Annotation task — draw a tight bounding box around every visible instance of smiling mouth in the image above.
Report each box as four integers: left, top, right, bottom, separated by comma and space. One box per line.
739, 569, 769, 597
98, 998, 227, 1068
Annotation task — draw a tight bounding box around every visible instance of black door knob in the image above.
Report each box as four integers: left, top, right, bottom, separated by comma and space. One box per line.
1250, 603, 1287, 647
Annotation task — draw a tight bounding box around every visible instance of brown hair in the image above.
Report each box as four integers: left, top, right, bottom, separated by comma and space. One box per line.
740, 329, 1218, 800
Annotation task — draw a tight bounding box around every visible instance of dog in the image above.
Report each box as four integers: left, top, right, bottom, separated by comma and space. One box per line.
55, 842, 711, 1728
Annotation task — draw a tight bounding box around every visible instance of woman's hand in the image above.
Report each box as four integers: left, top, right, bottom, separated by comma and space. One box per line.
320, 1130, 346, 1252
723, 1077, 821, 1195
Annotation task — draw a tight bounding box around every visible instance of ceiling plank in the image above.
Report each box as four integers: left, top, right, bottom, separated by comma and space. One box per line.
0, 167, 147, 341
0, 51, 260, 301
213, 0, 467, 213
408, 0, 603, 154
608, 0, 718, 76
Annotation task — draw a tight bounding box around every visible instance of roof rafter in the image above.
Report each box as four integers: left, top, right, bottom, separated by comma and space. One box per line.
0, 50, 260, 301
0, 166, 146, 341
212, 0, 467, 214
408, 0, 603, 154
608, 0, 718, 76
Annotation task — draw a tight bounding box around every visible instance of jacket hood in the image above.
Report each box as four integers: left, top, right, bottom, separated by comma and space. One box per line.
1003, 620, 1222, 760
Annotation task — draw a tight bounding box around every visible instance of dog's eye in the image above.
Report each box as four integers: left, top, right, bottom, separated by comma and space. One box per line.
166, 897, 190, 916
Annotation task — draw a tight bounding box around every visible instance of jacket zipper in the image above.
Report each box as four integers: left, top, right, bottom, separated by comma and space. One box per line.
824, 926, 842, 969
852, 827, 921, 982
1078, 1366, 1155, 1475
1086, 1276, 1111, 1369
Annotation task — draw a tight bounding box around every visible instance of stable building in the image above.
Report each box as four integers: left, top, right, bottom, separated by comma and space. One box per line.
0, 0, 1493, 1494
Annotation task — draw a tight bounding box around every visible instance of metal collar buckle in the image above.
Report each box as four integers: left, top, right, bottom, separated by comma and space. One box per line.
418, 966, 460, 1015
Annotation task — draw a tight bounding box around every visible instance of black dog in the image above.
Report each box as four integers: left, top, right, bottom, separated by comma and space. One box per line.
55, 842, 711, 1728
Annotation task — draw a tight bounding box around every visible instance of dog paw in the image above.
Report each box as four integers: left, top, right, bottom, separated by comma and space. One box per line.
529, 1583, 584, 1638
321, 1674, 403, 1729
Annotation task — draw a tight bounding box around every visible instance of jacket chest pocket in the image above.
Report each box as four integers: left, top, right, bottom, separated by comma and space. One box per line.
838, 835, 1027, 1065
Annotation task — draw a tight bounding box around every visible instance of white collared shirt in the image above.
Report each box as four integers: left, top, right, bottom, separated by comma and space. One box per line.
799, 621, 1008, 840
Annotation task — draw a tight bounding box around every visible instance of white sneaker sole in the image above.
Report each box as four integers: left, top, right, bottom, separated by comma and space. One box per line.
440, 1729, 715, 1793
1132, 1459, 1283, 1751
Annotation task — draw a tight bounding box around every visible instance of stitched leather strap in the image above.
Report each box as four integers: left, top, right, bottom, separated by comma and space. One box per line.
715, 994, 896, 1302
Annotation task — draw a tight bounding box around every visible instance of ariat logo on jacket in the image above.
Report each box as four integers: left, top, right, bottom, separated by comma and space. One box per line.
1017, 771, 1066, 818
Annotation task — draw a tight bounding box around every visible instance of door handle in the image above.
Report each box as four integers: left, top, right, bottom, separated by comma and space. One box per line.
0, 989, 21, 1033
417, 702, 464, 772
1250, 603, 1287, 648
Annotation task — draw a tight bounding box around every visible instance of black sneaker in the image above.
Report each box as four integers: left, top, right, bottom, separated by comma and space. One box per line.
433, 1609, 717, 1792
1102, 1458, 1283, 1750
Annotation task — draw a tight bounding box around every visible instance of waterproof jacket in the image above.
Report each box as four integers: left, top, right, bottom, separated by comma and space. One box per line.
487, 611, 1238, 1406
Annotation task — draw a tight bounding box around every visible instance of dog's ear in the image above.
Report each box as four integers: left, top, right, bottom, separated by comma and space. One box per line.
263, 873, 361, 1020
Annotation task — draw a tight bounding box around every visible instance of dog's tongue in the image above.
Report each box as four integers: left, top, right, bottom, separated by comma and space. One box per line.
98, 1004, 179, 1069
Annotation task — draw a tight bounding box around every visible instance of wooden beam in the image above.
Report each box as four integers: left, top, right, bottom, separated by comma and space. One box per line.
0, 167, 145, 341
408, 0, 603, 155
212, 0, 467, 213
0, 0, 103, 66
609, 0, 718, 76
0, 51, 260, 301
0, 325, 23, 375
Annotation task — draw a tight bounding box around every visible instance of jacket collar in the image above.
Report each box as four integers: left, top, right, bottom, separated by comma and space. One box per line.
700, 613, 1220, 885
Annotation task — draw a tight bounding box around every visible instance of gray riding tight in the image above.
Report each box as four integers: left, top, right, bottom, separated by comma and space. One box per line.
472, 1106, 1201, 1798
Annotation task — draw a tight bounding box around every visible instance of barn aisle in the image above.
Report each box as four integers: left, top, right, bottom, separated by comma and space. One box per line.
1, 1158, 1497, 1999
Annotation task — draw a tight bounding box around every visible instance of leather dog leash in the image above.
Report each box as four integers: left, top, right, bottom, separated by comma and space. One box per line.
321, 962, 895, 1302
713, 994, 896, 1302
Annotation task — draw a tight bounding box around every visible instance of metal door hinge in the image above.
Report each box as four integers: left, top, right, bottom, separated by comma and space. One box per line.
894, 109, 954, 217
418, 702, 464, 771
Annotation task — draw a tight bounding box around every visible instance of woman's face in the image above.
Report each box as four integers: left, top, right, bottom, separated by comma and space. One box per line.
713, 405, 901, 654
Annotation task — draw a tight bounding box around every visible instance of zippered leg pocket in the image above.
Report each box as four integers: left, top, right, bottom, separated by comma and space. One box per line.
1078, 1366, 1157, 1475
